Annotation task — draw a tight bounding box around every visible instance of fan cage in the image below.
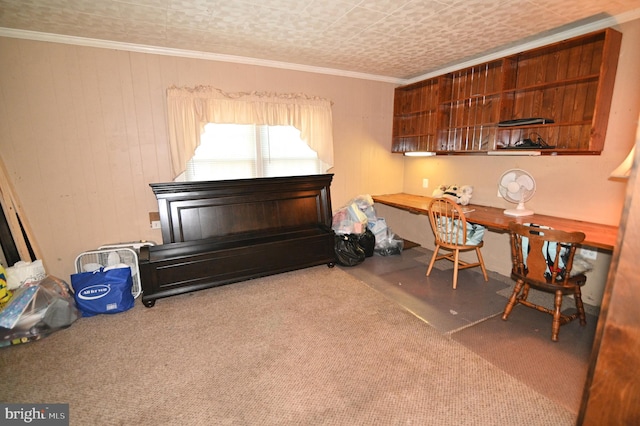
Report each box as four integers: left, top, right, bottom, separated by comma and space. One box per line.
74, 248, 141, 299
498, 169, 536, 203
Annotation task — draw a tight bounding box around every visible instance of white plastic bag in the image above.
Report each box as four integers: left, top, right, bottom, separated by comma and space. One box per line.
6, 260, 46, 290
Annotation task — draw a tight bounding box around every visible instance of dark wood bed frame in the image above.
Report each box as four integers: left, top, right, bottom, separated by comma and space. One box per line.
138, 174, 336, 307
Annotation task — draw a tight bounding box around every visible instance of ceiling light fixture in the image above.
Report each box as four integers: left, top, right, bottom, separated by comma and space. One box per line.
487, 150, 542, 156
404, 151, 436, 157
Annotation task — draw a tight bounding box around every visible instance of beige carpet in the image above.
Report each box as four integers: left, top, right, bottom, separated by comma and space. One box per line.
342, 247, 595, 414
451, 306, 596, 413
1, 266, 575, 425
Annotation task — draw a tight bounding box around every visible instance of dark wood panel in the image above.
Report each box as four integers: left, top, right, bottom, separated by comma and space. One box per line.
151, 174, 333, 244
139, 174, 336, 307
169, 195, 322, 241
146, 231, 334, 292
578, 144, 640, 424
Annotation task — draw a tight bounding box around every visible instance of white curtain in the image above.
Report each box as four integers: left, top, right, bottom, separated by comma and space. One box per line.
166, 85, 334, 178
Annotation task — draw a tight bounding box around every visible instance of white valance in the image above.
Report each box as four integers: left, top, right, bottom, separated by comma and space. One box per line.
166, 86, 334, 177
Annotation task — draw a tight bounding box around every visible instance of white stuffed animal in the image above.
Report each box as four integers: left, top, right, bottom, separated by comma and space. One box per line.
458, 185, 473, 205
442, 185, 460, 203
433, 184, 473, 205
432, 185, 447, 198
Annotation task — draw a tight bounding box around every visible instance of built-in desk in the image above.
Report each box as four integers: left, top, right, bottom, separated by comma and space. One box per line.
372, 193, 617, 251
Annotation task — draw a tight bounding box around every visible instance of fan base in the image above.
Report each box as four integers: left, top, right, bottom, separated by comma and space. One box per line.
504, 208, 534, 217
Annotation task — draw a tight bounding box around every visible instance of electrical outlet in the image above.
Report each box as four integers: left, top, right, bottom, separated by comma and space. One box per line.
422, 178, 429, 188
580, 248, 598, 260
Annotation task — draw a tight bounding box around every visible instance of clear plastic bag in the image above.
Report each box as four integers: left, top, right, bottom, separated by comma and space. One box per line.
332, 201, 368, 235
332, 194, 378, 235
374, 228, 404, 256
0, 276, 80, 347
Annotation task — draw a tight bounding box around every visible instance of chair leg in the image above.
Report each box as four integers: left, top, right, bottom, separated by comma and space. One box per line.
452, 249, 460, 289
551, 290, 563, 342
574, 286, 587, 326
520, 284, 530, 302
426, 245, 440, 277
502, 280, 524, 320
475, 247, 489, 282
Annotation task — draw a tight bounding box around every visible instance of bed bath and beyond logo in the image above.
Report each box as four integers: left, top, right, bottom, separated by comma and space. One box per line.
1, 404, 68, 425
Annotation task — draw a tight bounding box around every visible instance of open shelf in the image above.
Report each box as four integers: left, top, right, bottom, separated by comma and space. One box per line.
391, 28, 622, 155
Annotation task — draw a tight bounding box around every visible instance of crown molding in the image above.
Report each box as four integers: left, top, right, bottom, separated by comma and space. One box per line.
404, 7, 640, 85
2, 7, 638, 86
0, 27, 404, 85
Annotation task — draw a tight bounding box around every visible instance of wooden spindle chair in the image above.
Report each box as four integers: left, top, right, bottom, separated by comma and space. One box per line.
426, 198, 488, 289
502, 222, 587, 341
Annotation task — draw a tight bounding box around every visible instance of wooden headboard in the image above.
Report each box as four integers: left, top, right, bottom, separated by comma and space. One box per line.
150, 174, 334, 244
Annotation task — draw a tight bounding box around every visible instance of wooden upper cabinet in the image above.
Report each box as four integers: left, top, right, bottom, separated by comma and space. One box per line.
497, 29, 622, 153
438, 60, 504, 152
391, 28, 622, 155
392, 78, 439, 153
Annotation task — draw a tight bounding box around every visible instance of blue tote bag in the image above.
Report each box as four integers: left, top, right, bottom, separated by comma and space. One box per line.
71, 266, 135, 317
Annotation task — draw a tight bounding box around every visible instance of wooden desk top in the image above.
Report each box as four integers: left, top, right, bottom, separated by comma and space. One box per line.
372, 193, 618, 251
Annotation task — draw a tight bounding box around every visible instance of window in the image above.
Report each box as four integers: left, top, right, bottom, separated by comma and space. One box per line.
166, 86, 334, 179
184, 123, 323, 181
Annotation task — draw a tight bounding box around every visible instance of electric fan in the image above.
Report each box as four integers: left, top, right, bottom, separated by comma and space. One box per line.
74, 247, 142, 299
498, 169, 536, 217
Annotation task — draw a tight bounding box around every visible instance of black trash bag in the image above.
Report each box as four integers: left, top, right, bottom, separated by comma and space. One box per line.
334, 234, 366, 266
358, 228, 375, 258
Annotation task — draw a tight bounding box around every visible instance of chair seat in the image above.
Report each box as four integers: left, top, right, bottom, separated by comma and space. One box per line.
516, 272, 587, 293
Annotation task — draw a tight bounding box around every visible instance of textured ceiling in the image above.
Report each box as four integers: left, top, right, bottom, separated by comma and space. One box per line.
1, 0, 640, 81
